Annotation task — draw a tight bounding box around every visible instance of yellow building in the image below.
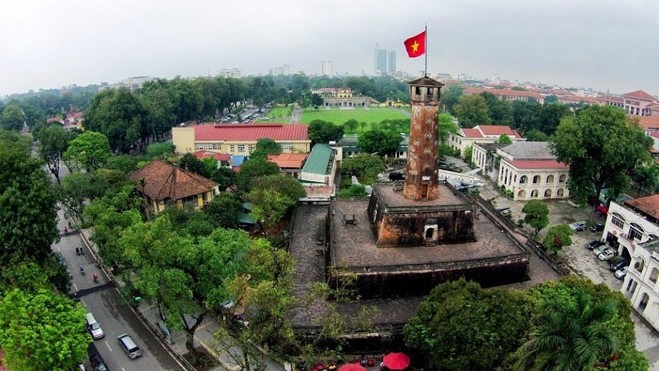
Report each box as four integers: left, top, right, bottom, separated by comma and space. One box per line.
172, 123, 310, 155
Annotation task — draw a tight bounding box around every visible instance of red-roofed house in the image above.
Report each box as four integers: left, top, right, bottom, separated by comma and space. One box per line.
267, 153, 309, 178
449, 124, 524, 157
495, 142, 569, 200
129, 160, 219, 214
192, 150, 232, 167
463, 87, 545, 104
621, 90, 657, 117
172, 123, 310, 156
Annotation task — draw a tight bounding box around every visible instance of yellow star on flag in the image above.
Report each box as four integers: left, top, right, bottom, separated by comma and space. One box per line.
411, 40, 419, 53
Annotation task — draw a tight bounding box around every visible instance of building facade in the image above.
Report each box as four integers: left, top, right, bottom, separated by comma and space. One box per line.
448, 124, 524, 157
494, 142, 570, 201
604, 195, 659, 331
172, 123, 310, 156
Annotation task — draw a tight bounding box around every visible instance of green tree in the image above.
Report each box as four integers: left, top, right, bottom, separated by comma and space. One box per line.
308, 119, 344, 145
511, 100, 541, 134
438, 113, 459, 146
203, 192, 242, 229
481, 92, 513, 125
59, 171, 115, 222
358, 129, 401, 156
440, 85, 463, 114
178, 153, 209, 177
552, 106, 652, 206
146, 142, 176, 159
252, 173, 306, 202
498, 134, 513, 145
343, 119, 358, 134
37, 124, 76, 184
0, 289, 89, 370
464, 144, 474, 163
525, 129, 549, 142
310, 93, 323, 109
454, 94, 490, 127
236, 158, 281, 192
0, 130, 58, 267
631, 162, 659, 195
404, 279, 532, 370
340, 153, 385, 184
338, 184, 367, 197
250, 138, 283, 160
521, 200, 549, 235
63, 131, 112, 172
0, 103, 25, 131
246, 188, 292, 231
542, 224, 574, 254
210, 166, 236, 191
538, 103, 572, 135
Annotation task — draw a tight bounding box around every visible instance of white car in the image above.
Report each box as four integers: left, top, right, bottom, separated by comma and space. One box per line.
592, 244, 608, 256
614, 266, 628, 279
598, 248, 616, 261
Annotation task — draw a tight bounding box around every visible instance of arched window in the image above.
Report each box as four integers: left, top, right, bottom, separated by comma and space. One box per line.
559, 174, 567, 183
634, 259, 645, 273
611, 212, 625, 229
650, 267, 659, 284
520, 175, 527, 184
531, 189, 539, 198
533, 175, 541, 184
557, 188, 564, 197
518, 190, 526, 199
628, 223, 644, 240
544, 189, 552, 198
546, 175, 554, 183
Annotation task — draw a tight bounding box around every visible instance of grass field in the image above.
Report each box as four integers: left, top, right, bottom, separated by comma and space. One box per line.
300, 107, 409, 125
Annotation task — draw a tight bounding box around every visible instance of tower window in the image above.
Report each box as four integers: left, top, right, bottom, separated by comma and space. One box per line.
427, 88, 433, 96
416, 87, 421, 95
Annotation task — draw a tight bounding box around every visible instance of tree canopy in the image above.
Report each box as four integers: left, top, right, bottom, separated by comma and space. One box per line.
454, 94, 490, 127
37, 124, 77, 184
522, 200, 550, 235
542, 224, 574, 254
308, 120, 344, 145
63, 131, 112, 172
552, 106, 652, 205
340, 153, 385, 184
357, 129, 402, 156
0, 103, 25, 131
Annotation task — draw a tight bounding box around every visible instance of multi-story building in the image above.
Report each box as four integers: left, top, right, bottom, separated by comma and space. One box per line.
269, 64, 291, 75
463, 87, 545, 104
604, 195, 659, 331
387, 51, 396, 74
492, 141, 570, 201
598, 90, 658, 117
320, 61, 333, 76
448, 124, 524, 157
374, 46, 387, 75
172, 123, 310, 156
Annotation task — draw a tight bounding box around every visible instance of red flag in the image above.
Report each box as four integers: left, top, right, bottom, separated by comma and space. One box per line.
404, 30, 426, 58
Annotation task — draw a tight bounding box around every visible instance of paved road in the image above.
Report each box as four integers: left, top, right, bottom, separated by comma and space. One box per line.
53, 210, 184, 371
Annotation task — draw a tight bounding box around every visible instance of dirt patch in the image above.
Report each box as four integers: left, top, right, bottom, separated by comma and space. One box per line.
183, 347, 219, 371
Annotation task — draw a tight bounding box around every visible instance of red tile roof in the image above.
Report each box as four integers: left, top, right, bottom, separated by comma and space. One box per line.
624, 194, 659, 220
192, 150, 231, 162
637, 115, 659, 130
623, 90, 656, 102
129, 160, 217, 201
461, 128, 483, 138
464, 87, 544, 100
476, 125, 522, 138
267, 153, 308, 169
194, 123, 308, 142
509, 159, 568, 169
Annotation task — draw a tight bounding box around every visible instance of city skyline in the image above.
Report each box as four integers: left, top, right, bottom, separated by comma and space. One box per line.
2, 0, 658, 97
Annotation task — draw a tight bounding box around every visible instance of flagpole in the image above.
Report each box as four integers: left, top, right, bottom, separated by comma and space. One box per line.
424, 25, 428, 77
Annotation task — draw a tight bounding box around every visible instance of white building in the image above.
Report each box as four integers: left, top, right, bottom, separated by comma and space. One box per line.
448, 124, 524, 157
492, 142, 570, 201
606, 195, 659, 331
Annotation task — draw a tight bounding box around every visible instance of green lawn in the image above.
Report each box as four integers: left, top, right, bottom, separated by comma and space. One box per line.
300, 107, 409, 125
256, 106, 293, 123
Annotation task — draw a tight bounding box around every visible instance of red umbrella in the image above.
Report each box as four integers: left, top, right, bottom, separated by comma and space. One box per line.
382, 352, 410, 370
338, 364, 366, 371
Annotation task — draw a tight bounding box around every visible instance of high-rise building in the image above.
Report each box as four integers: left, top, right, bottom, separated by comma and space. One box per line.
388, 51, 396, 74
269, 64, 291, 75
320, 61, 333, 76
374, 45, 388, 75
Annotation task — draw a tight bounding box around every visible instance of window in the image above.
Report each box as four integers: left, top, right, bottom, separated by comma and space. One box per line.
230, 145, 235, 152
546, 175, 554, 183
650, 267, 658, 284
520, 175, 527, 184
628, 223, 644, 240
559, 174, 567, 183
533, 175, 541, 184
611, 213, 625, 229
557, 188, 564, 197
634, 259, 645, 273
531, 189, 539, 198
238, 145, 245, 152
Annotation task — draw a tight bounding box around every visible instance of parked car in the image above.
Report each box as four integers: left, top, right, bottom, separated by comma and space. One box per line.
609, 257, 629, 272
87, 343, 109, 371
591, 222, 605, 232
85, 313, 104, 340
570, 221, 587, 232
592, 244, 609, 256
586, 240, 605, 250
615, 266, 628, 279
598, 248, 616, 261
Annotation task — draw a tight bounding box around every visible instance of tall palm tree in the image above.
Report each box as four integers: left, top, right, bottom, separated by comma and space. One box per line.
515, 290, 619, 371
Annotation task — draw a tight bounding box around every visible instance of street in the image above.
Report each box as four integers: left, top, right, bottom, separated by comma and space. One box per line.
53, 209, 184, 371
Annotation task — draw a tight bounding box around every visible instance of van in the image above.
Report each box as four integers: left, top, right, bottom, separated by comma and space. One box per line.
117, 333, 142, 359
85, 313, 104, 340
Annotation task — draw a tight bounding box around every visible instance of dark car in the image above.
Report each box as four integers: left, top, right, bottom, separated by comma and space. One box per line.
586, 240, 605, 250
388, 172, 405, 181
88, 343, 109, 371
591, 222, 605, 232
609, 257, 630, 272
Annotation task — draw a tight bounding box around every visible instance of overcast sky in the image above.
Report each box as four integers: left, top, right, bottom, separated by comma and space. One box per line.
1, 0, 657, 97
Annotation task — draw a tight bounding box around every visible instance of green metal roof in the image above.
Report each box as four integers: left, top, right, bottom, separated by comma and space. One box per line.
302, 143, 333, 175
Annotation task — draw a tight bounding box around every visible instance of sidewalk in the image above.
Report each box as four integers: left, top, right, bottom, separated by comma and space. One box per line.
78, 227, 287, 371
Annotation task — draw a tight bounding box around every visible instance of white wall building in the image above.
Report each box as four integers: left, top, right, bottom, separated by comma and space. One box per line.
604, 195, 659, 331
493, 142, 570, 201
448, 124, 524, 157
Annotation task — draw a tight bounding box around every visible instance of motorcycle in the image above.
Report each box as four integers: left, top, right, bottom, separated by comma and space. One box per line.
93, 273, 99, 284
79, 265, 85, 275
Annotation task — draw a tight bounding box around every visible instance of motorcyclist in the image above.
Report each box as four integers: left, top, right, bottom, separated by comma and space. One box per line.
80, 265, 85, 275
93, 273, 99, 283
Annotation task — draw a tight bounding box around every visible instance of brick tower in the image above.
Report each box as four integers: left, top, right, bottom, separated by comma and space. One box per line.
403, 76, 443, 201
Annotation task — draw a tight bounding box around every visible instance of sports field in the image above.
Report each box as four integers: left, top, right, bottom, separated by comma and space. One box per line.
300, 107, 409, 125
